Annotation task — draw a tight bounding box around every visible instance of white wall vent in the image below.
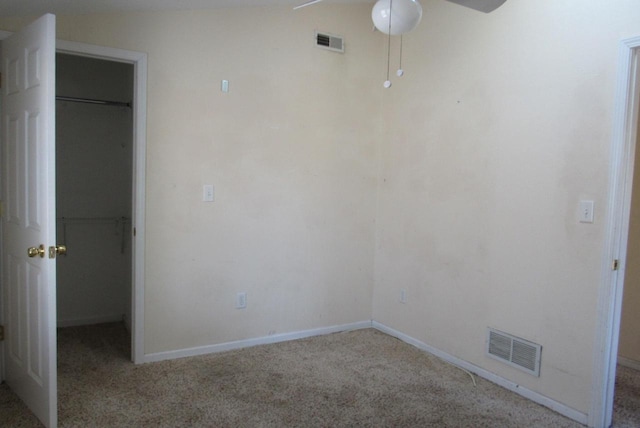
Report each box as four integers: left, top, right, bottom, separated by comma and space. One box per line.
486, 328, 541, 377
315, 31, 344, 53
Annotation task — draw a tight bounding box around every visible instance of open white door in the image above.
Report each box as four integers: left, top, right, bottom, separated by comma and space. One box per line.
1, 14, 57, 428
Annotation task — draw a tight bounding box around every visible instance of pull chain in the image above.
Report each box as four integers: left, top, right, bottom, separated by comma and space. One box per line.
384, 0, 393, 88
397, 35, 404, 77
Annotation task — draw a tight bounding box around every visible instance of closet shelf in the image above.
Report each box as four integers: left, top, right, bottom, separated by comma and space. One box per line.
57, 217, 131, 254
56, 95, 131, 108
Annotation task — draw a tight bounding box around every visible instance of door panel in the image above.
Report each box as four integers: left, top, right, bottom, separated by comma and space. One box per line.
1, 14, 57, 428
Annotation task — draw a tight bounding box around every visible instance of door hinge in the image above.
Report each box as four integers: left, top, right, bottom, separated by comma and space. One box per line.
0, 325, 4, 341
612, 259, 619, 271
0, 72, 2, 89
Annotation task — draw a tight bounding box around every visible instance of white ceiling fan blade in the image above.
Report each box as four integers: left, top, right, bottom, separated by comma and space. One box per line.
444, 0, 507, 13
293, 0, 324, 10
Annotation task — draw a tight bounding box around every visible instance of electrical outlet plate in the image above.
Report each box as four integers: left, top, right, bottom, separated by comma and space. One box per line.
579, 200, 594, 223
236, 292, 247, 309
203, 185, 214, 202
400, 289, 407, 304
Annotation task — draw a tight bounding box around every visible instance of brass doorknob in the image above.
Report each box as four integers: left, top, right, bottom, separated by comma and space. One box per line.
27, 245, 45, 258
47, 245, 67, 259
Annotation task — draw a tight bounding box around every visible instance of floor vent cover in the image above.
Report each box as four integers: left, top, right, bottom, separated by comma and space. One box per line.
315, 32, 344, 53
486, 328, 541, 377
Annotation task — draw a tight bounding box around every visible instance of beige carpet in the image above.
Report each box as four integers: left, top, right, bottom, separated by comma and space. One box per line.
0, 323, 638, 427
614, 364, 640, 428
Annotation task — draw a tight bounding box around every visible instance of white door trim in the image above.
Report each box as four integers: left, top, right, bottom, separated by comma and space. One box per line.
591, 35, 640, 428
55, 40, 147, 364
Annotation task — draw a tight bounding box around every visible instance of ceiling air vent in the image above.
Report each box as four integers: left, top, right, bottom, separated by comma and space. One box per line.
315, 31, 344, 53
486, 328, 541, 377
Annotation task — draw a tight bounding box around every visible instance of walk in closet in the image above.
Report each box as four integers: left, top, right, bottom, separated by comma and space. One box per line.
56, 53, 134, 331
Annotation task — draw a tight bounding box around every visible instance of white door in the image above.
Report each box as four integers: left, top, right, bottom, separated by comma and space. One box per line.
1, 14, 57, 428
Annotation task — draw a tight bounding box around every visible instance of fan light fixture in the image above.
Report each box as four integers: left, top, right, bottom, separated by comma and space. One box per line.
372, 0, 423, 88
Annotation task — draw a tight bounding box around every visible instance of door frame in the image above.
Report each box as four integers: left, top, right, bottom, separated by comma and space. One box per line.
56, 40, 147, 364
591, 35, 640, 428
0, 29, 7, 382
0, 32, 147, 367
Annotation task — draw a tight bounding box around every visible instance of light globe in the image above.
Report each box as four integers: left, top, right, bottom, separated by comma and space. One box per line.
372, 0, 423, 35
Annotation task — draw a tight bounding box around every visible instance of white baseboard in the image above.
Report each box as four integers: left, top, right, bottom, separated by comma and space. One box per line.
143, 320, 373, 363
57, 314, 124, 328
618, 356, 640, 371
371, 321, 588, 426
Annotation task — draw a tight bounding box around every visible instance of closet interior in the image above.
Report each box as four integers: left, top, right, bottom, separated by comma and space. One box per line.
55, 53, 134, 334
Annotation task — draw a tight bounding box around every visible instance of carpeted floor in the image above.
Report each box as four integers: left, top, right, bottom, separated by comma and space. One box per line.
1, 323, 638, 427
614, 364, 640, 428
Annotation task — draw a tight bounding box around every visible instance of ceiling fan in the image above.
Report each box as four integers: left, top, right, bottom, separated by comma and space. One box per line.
294, 0, 507, 88
294, 0, 507, 13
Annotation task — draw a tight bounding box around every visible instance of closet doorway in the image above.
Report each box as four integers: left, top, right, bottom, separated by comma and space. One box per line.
612, 51, 640, 425
55, 53, 133, 340
53, 42, 147, 363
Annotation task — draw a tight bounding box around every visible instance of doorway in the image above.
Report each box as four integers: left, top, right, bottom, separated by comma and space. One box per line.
0, 23, 146, 425
612, 72, 640, 426
594, 35, 640, 428
616, 197, 640, 422
55, 53, 133, 340
56, 40, 147, 364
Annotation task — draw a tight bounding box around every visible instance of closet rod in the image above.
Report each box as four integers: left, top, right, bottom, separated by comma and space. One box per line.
56, 95, 131, 108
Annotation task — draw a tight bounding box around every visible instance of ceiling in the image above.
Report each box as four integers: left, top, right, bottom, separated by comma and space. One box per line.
0, 0, 371, 18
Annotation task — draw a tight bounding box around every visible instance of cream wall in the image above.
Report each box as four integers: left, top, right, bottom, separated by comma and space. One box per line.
373, 0, 640, 415
0, 5, 381, 353
619, 109, 640, 363
2, 0, 640, 422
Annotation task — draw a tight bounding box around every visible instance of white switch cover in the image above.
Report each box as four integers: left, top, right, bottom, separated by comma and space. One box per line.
221, 80, 229, 93
579, 200, 594, 223
203, 185, 214, 202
